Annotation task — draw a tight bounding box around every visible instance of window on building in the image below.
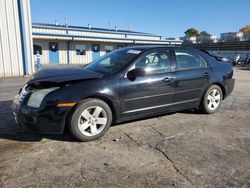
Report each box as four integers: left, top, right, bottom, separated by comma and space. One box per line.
175, 51, 207, 70
105, 46, 114, 53
135, 50, 171, 74
76, 45, 86, 55
33, 44, 42, 55
49, 42, 58, 52
117, 45, 124, 49
92, 44, 100, 52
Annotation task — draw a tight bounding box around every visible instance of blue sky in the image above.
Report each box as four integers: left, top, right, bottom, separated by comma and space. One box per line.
31, 0, 250, 38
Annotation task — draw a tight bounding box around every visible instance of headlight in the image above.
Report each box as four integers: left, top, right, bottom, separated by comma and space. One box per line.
27, 87, 58, 108
19, 84, 28, 102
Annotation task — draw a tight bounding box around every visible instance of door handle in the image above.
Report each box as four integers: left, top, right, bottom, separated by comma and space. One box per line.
162, 77, 174, 82
203, 72, 209, 77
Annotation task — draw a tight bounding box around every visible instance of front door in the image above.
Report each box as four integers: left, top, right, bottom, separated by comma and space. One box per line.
172, 49, 211, 109
92, 44, 100, 61
49, 42, 59, 64
121, 49, 175, 119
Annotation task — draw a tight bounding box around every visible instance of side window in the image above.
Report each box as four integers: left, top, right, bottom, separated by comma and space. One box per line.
76, 45, 86, 55
105, 46, 114, 54
175, 51, 207, 70
135, 50, 171, 74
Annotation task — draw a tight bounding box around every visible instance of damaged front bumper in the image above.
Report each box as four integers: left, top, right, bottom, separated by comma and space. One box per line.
11, 93, 72, 134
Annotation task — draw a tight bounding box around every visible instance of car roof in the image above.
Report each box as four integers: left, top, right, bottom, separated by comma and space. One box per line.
124, 45, 195, 52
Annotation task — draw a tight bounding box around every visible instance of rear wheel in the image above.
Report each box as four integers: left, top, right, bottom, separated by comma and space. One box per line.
200, 85, 222, 114
70, 99, 112, 142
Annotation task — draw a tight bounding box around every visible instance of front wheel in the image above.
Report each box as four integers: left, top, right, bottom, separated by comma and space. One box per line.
200, 85, 223, 114
70, 99, 112, 142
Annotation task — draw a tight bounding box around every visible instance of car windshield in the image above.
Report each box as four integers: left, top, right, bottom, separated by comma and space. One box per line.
85, 48, 141, 75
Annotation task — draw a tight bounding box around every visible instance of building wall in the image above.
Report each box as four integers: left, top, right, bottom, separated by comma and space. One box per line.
0, 0, 23, 77
220, 32, 243, 42
69, 42, 92, 64
0, 0, 33, 77
69, 42, 119, 64
33, 39, 124, 65
33, 39, 49, 65
31, 24, 178, 67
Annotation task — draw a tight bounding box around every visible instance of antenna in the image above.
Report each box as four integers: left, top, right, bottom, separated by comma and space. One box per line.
64, 17, 68, 27
55, 19, 58, 26
108, 22, 111, 30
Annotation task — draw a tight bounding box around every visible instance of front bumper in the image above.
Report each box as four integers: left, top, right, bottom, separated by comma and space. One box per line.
11, 95, 72, 134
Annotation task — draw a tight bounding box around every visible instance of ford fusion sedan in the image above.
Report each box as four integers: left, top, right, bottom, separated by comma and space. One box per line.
12, 46, 235, 141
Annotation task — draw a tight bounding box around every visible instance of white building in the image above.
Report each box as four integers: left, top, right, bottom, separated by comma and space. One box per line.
196, 35, 218, 43
32, 23, 181, 67
220, 32, 243, 42
183, 36, 197, 44
182, 35, 218, 44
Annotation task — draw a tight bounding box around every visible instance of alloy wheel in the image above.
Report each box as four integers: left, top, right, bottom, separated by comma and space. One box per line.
78, 106, 108, 136
207, 89, 221, 111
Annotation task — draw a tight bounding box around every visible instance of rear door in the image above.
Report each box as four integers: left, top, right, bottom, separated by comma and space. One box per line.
172, 49, 211, 109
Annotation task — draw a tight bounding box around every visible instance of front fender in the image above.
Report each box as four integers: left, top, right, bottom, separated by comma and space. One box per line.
42, 77, 121, 123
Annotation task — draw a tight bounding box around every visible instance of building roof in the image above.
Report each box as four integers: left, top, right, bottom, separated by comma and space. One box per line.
32, 23, 160, 37
32, 23, 182, 45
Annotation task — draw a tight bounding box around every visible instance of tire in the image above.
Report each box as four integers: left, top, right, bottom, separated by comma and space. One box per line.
200, 85, 223, 114
70, 98, 112, 142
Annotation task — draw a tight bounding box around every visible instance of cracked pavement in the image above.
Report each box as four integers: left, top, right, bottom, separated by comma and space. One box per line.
0, 68, 250, 188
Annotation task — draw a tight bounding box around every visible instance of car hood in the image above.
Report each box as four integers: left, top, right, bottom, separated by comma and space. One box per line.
27, 65, 103, 84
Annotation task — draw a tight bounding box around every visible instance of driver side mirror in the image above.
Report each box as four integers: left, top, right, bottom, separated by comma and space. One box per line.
127, 68, 145, 81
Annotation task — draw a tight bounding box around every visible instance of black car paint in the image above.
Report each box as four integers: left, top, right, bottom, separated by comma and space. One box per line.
26, 66, 103, 84
12, 46, 235, 134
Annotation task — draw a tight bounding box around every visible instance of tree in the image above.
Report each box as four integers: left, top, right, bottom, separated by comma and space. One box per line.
199, 31, 211, 37
184, 28, 199, 37
240, 25, 250, 34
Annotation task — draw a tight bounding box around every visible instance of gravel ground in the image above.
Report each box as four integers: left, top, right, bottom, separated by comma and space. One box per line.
0, 68, 250, 188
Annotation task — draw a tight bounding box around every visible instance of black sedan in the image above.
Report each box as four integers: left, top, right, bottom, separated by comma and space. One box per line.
12, 46, 235, 141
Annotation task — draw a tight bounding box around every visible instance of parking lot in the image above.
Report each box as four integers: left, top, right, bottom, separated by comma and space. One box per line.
0, 67, 250, 188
